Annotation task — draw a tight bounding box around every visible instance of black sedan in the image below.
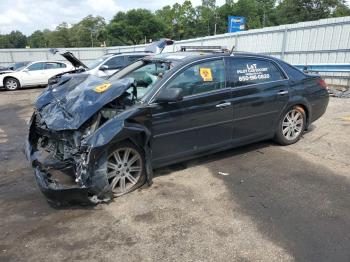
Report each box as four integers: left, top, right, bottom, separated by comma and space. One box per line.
25, 47, 329, 206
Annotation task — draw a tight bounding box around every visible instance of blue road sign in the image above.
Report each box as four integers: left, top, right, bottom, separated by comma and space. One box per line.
228, 16, 246, 33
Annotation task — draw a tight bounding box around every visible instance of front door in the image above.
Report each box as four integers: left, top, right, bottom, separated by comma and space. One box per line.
150, 58, 234, 167
22, 62, 47, 85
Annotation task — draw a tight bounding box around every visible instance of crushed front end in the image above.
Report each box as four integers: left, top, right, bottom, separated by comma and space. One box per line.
25, 111, 113, 206
24, 76, 141, 206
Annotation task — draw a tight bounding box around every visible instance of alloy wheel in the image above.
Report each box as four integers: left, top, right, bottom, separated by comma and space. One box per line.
107, 147, 142, 196
282, 109, 304, 141
6, 79, 18, 90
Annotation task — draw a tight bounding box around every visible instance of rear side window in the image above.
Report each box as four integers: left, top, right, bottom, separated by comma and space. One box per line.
127, 55, 145, 63
279, 62, 306, 81
104, 56, 125, 69
45, 62, 66, 69
229, 58, 285, 87
167, 59, 226, 97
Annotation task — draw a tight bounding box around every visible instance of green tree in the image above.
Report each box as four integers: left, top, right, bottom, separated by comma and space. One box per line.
233, 0, 261, 29
70, 15, 106, 47
0, 31, 27, 48
332, 1, 350, 17
217, 2, 236, 34
107, 9, 167, 45
47, 23, 72, 47
27, 30, 48, 48
275, 0, 349, 24
196, 0, 217, 36
256, 0, 277, 27
155, 1, 197, 40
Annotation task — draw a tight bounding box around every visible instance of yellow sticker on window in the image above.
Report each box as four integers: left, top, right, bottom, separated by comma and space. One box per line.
199, 68, 213, 81
94, 83, 111, 93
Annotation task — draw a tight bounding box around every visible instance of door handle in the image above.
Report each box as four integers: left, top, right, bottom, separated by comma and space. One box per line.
277, 90, 289, 95
216, 102, 231, 108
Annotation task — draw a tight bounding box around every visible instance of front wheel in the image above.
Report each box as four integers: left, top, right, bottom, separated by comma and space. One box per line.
274, 106, 306, 145
105, 141, 146, 197
4, 77, 20, 91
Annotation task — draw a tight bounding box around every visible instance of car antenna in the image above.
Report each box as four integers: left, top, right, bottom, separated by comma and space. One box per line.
230, 45, 235, 55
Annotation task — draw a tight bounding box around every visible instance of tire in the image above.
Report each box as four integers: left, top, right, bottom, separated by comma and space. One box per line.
4, 77, 20, 91
105, 141, 146, 197
274, 106, 306, 145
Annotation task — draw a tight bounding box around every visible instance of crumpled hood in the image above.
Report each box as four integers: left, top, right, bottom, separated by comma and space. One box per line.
35, 74, 135, 131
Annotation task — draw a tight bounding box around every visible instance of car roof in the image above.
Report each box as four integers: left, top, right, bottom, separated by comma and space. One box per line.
107, 52, 153, 56
147, 51, 280, 65
29, 61, 69, 64
11, 61, 31, 64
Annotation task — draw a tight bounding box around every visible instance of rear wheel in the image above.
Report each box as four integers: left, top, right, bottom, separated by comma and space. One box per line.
274, 106, 306, 145
4, 77, 20, 91
106, 141, 146, 197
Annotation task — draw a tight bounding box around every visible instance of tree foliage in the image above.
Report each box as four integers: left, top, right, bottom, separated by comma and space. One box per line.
0, 0, 349, 48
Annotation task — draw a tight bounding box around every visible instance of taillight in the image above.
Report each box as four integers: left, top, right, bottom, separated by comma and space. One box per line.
318, 79, 328, 90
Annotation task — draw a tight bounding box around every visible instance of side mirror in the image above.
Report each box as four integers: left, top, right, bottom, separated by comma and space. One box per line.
154, 88, 183, 103
99, 65, 109, 71
22, 68, 29, 72
9, 66, 14, 70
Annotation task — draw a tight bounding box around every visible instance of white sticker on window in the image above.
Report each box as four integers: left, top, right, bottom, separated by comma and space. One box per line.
237, 63, 270, 82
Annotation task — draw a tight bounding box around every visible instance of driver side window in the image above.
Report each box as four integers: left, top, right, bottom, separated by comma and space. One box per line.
27, 62, 45, 71
167, 59, 226, 97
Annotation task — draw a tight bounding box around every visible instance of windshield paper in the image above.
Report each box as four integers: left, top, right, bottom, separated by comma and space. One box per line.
199, 68, 213, 82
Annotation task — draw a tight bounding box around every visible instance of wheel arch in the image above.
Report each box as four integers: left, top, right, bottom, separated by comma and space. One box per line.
294, 104, 309, 127
3, 75, 21, 87
281, 97, 312, 129
86, 119, 153, 185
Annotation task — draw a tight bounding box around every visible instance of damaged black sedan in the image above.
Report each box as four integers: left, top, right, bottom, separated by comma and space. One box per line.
25, 47, 329, 206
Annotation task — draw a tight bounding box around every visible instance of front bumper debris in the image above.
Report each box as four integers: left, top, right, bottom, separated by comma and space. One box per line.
33, 167, 93, 206
24, 137, 96, 206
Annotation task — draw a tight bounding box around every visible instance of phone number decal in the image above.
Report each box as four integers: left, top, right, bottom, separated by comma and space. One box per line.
238, 73, 270, 82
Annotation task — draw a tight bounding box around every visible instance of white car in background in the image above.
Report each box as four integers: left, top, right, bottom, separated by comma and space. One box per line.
0, 61, 74, 91
48, 39, 174, 84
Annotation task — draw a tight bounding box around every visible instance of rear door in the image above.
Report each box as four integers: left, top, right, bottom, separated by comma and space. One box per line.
226, 56, 289, 143
150, 58, 234, 166
44, 62, 68, 83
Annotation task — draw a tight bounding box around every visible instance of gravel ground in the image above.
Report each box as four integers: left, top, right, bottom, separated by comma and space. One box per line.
0, 88, 349, 262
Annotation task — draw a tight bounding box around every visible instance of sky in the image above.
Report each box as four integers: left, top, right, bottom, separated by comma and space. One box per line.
1, 0, 349, 35
0, 0, 226, 35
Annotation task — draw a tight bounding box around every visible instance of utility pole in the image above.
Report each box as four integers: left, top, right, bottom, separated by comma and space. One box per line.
214, 9, 219, 35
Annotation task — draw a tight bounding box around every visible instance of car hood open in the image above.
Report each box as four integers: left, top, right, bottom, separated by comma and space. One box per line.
145, 38, 174, 53
49, 48, 89, 69
35, 74, 135, 131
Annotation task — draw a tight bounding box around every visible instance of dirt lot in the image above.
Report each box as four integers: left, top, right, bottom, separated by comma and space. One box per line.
0, 88, 349, 262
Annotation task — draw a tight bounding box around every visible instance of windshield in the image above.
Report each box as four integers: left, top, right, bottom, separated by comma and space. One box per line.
109, 60, 172, 99
11, 62, 30, 71
87, 55, 111, 69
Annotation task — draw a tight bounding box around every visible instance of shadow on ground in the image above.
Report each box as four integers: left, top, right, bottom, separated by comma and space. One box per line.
205, 144, 350, 261
155, 140, 350, 261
